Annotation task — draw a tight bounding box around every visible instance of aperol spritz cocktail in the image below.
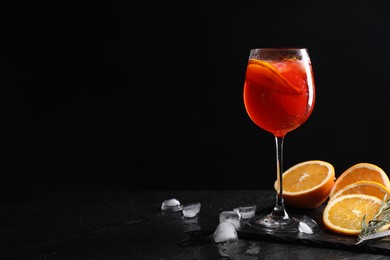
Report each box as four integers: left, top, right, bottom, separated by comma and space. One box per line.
243, 48, 315, 232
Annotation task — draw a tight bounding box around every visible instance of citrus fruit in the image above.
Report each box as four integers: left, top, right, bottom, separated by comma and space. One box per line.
274, 160, 335, 208
323, 194, 384, 236
329, 163, 390, 198
245, 59, 303, 95
329, 180, 390, 203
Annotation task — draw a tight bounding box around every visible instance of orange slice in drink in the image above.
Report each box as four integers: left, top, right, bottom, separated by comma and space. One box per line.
329, 180, 390, 203
329, 163, 390, 198
245, 59, 303, 95
274, 160, 335, 208
323, 194, 384, 236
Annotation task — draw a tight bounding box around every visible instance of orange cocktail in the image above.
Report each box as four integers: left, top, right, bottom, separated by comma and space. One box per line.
243, 48, 316, 232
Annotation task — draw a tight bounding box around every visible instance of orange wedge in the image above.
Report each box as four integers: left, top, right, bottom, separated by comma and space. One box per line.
323, 194, 384, 236
274, 160, 335, 208
329, 163, 390, 198
245, 59, 303, 95
329, 180, 390, 203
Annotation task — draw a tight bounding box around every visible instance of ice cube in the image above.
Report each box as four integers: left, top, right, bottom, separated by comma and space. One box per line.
181, 202, 201, 218
219, 211, 241, 230
233, 205, 256, 219
213, 221, 238, 244
298, 215, 320, 234
161, 198, 182, 212
298, 221, 313, 234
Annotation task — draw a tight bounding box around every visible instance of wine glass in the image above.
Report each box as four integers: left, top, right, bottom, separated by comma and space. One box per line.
243, 48, 315, 232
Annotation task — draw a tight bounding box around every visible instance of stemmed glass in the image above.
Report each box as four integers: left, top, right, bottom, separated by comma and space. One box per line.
243, 48, 315, 232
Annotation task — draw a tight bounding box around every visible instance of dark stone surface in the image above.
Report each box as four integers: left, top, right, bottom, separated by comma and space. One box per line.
2, 190, 390, 259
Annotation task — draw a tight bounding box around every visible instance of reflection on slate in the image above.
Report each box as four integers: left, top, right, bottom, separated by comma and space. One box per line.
238, 204, 390, 255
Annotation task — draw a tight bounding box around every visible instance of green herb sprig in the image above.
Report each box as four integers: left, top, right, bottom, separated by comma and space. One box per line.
357, 195, 390, 244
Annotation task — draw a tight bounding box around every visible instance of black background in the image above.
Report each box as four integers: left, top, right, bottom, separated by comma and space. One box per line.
3, 1, 390, 191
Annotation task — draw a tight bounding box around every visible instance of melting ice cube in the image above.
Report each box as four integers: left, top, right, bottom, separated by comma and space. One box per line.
219, 211, 241, 230
161, 198, 182, 212
298, 221, 313, 234
213, 221, 238, 244
298, 215, 320, 234
234, 205, 256, 219
181, 202, 201, 218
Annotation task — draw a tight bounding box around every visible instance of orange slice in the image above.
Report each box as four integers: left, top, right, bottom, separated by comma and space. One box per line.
329, 163, 390, 198
323, 194, 383, 236
274, 160, 335, 208
245, 59, 303, 95
329, 180, 390, 203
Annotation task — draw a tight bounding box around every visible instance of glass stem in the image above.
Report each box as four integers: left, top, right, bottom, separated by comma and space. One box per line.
272, 136, 289, 219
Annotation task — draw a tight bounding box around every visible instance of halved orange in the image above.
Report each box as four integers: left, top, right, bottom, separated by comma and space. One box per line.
245, 59, 302, 95
274, 160, 335, 208
329, 163, 390, 198
323, 194, 383, 236
329, 180, 390, 203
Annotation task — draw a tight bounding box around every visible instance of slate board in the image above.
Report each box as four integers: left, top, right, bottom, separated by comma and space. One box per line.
237, 204, 390, 255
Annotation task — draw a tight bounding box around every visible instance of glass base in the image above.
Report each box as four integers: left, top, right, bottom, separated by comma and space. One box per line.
249, 213, 300, 233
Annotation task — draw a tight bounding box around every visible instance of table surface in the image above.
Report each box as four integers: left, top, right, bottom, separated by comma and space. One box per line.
2, 190, 390, 260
